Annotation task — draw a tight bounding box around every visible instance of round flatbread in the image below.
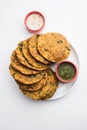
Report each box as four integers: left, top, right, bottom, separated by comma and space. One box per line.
41, 70, 58, 100
22, 40, 49, 70
29, 35, 50, 64
37, 33, 71, 62
15, 42, 37, 70
9, 65, 45, 85
11, 51, 40, 75
19, 72, 47, 92
42, 82, 58, 100
21, 69, 58, 100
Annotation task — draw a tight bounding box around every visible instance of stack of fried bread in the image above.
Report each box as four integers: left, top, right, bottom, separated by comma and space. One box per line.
9, 33, 71, 100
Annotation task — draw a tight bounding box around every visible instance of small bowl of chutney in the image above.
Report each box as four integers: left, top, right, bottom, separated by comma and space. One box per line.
56, 61, 78, 83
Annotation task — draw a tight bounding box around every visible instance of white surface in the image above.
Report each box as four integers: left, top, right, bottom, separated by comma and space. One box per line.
0, 0, 87, 130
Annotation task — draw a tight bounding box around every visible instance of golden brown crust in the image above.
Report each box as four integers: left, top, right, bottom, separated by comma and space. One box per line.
41, 69, 58, 100
15, 42, 37, 70
9, 33, 71, 100
21, 69, 58, 100
9, 65, 45, 85
37, 33, 71, 62
11, 51, 40, 75
42, 76, 58, 100
29, 35, 50, 64
19, 72, 47, 92
22, 40, 49, 70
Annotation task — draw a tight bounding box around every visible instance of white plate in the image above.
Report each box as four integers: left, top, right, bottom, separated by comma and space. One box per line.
49, 45, 79, 101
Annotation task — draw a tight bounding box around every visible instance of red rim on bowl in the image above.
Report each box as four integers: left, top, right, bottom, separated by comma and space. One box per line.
24, 11, 45, 33
56, 61, 78, 83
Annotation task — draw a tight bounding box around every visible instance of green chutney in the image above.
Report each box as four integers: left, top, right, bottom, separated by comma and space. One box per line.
58, 63, 76, 80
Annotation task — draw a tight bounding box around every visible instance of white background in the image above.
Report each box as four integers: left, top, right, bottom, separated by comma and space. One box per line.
0, 0, 87, 130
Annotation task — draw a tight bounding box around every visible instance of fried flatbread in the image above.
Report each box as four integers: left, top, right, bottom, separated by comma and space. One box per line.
42, 81, 58, 100
15, 42, 37, 70
29, 35, 50, 64
41, 70, 58, 100
22, 40, 49, 70
21, 69, 58, 100
9, 32, 71, 100
19, 72, 47, 92
9, 65, 45, 85
11, 51, 40, 75
37, 33, 71, 62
